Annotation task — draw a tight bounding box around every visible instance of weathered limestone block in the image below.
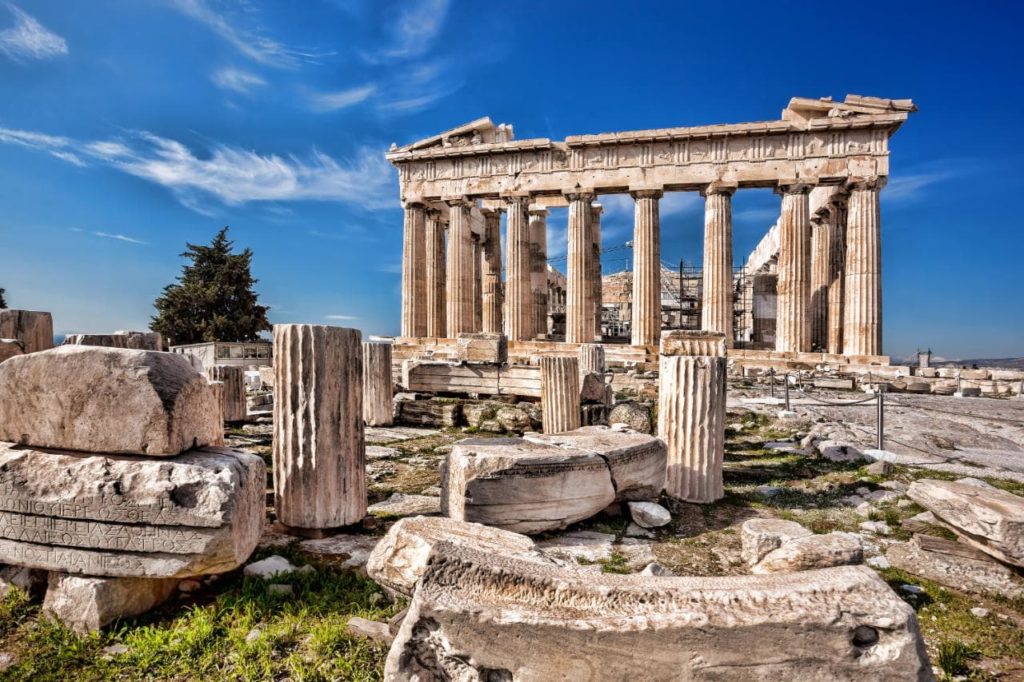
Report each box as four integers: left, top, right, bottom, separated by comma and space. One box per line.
207, 381, 225, 439
0, 339, 23, 364
42, 573, 179, 633
386, 543, 932, 680
525, 426, 666, 501
273, 325, 366, 529
366, 516, 540, 596
608, 401, 653, 434
396, 398, 462, 427
740, 518, 813, 566
206, 365, 247, 422
887, 534, 1023, 599
579, 372, 607, 403
454, 333, 507, 364
658, 331, 727, 503
441, 437, 615, 534
0, 444, 264, 578
907, 479, 1024, 567
0, 309, 53, 354
752, 532, 864, 574
540, 356, 580, 434
0, 346, 222, 455
363, 342, 394, 427
63, 331, 162, 350
114, 330, 163, 350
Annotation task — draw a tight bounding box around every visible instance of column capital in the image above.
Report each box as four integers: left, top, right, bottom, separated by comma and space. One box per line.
402, 198, 427, 209
479, 207, 504, 219
442, 196, 474, 208
424, 206, 443, 219
846, 176, 888, 192
590, 203, 603, 218
629, 186, 664, 200
774, 179, 817, 196
563, 187, 596, 203
528, 205, 549, 217
700, 181, 737, 198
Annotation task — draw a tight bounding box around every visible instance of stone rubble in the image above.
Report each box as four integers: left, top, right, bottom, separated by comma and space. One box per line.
752, 532, 864, 574
887, 534, 1023, 599
627, 501, 671, 528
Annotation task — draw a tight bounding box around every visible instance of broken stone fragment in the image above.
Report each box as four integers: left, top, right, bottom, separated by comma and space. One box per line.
908, 479, 1024, 567
627, 501, 671, 528
740, 518, 813, 566
441, 436, 615, 534
365, 516, 541, 597
243, 555, 297, 579
525, 425, 666, 501
0, 339, 23, 364
42, 573, 178, 633
0, 346, 222, 455
887, 534, 1023, 599
385, 542, 932, 680
0, 443, 264, 578
367, 493, 440, 517
752, 532, 864, 574
607, 401, 653, 434
346, 616, 393, 646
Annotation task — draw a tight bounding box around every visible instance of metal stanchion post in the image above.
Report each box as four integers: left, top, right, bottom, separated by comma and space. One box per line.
876, 387, 885, 451
770, 368, 775, 398
784, 374, 791, 411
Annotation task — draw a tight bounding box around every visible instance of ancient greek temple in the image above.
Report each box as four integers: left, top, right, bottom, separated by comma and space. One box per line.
388, 94, 915, 367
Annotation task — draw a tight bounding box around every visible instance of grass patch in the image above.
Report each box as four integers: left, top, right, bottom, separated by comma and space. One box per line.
0, 546, 400, 681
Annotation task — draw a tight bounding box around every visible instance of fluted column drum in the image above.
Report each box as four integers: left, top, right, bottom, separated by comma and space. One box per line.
481, 209, 504, 334
540, 356, 581, 434
273, 324, 366, 529
424, 209, 447, 338
827, 202, 847, 354
206, 364, 246, 422
591, 204, 603, 340
362, 341, 393, 427
565, 191, 595, 344
809, 218, 830, 351
529, 207, 549, 339
657, 331, 727, 503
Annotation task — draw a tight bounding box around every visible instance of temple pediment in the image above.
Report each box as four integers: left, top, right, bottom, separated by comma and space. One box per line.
783, 94, 917, 127
392, 117, 515, 153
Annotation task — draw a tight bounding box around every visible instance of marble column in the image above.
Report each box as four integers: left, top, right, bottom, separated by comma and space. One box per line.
658, 330, 727, 503
445, 198, 475, 338
362, 341, 393, 427
424, 209, 446, 338
565, 190, 595, 344
774, 183, 813, 353
590, 203, 603, 340
843, 177, 886, 357
540, 356, 581, 434
529, 206, 549, 339
206, 365, 246, 423
809, 215, 830, 352
827, 199, 847, 354
273, 324, 365, 529
700, 183, 736, 347
481, 208, 504, 334
400, 202, 427, 338
630, 189, 662, 346
503, 194, 533, 341
472, 235, 483, 332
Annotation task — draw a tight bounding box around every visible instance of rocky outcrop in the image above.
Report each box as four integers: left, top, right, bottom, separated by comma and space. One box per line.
366, 516, 541, 597
908, 479, 1024, 567
385, 543, 932, 680
0, 444, 265, 578
0, 346, 222, 455
42, 573, 179, 633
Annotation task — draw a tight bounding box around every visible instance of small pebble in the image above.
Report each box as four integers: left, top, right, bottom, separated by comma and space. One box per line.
245, 628, 262, 644
971, 607, 989, 618
866, 556, 890, 570
900, 584, 924, 595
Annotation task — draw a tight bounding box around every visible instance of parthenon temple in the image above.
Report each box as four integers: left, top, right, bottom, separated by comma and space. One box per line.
388, 94, 916, 369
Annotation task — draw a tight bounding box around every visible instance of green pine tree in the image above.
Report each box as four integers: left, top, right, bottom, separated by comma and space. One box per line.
0, 288, 6, 309
151, 227, 270, 346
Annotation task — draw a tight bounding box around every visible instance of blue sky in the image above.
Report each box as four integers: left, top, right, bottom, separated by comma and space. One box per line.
1, 0, 1021, 359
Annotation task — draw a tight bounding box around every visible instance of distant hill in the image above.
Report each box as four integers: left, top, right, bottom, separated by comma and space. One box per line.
933, 358, 1024, 370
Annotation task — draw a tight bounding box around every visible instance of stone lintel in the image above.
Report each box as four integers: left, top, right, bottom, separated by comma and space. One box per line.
527, 204, 549, 216
442, 195, 474, 207
500, 190, 532, 202
846, 176, 888, 192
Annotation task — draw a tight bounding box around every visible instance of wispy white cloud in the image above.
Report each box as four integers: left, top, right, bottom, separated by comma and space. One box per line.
884, 172, 952, 201
376, 60, 462, 115
325, 314, 359, 321
71, 228, 146, 245
211, 66, 266, 93
734, 207, 779, 223
365, 0, 449, 63
0, 124, 397, 213
307, 84, 377, 113
169, 0, 329, 67
0, 4, 67, 62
